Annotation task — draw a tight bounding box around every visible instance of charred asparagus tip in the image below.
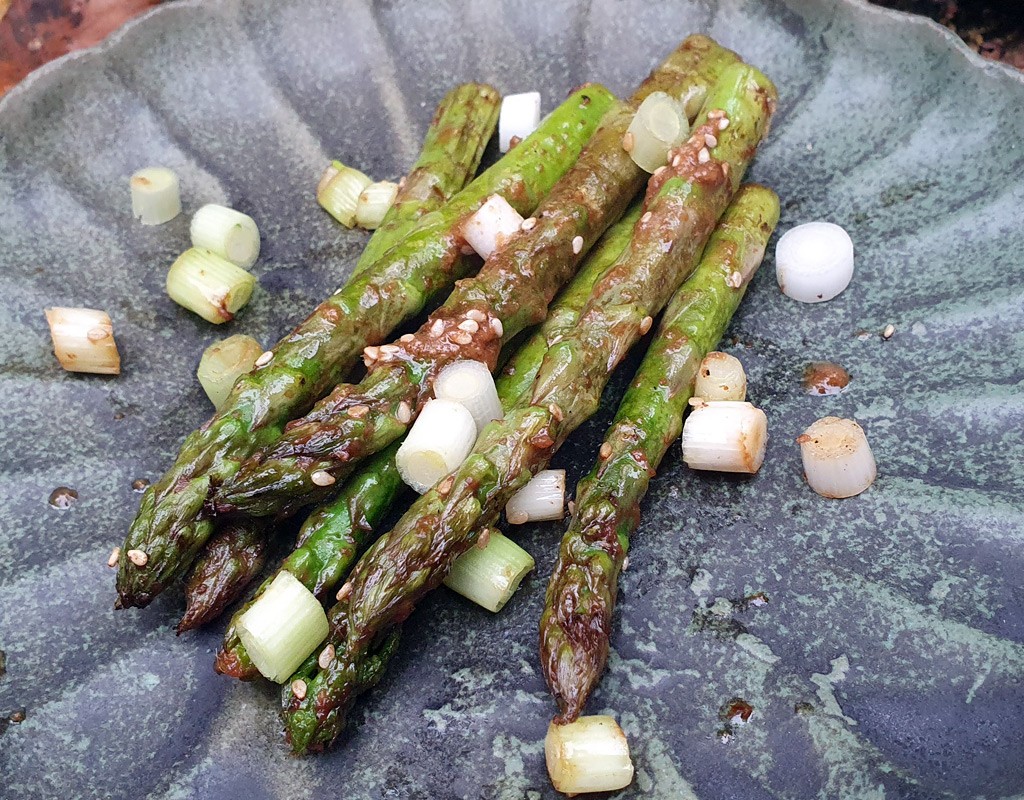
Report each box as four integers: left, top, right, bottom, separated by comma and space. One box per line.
127, 549, 149, 567
107, 547, 121, 568
311, 471, 336, 487
291, 679, 307, 700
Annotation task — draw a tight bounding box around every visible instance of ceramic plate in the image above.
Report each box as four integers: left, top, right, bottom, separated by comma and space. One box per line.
1, 0, 1022, 797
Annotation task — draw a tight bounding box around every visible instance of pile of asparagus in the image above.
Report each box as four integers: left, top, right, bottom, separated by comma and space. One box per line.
114, 34, 779, 789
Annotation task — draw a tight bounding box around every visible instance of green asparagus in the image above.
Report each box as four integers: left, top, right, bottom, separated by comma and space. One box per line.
215, 37, 743, 519
117, 85, 609, 609
282, 62, 778, 753
539, 184, 780, 723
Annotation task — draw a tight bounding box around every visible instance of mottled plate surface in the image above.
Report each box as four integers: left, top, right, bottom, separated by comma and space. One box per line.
1, 1, 1022, 798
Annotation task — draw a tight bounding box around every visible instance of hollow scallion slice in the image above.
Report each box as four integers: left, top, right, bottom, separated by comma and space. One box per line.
44, 307, 121, 375
499, 91, 541, 152
166, 247, 257, 324
505, 469, 565, 524
433, 359, 503, 431
443, 531, 534, 612
190, 204, 261, 269
235, 571, 329, 683
396, 398, 477, 493
354, 181, 400, 230
681, 400, 768, 474
197, 334, 263, 409
129, 166, 181, 225
775, 222, 854, 303
625, 91, 688, 173
694, 351, 747, 401
545, 716, 635, 795
798, 416, 876, 498
317, 161, 372, 227
461, 194, 524, 260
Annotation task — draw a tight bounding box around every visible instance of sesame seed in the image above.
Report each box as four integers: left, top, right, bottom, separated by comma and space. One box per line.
127, 549, 148, 567
458, 319, 479, 333
318, 644, 336, 669
729, 271, 743, 288
107, 547, 120, 568
348, 404, 370, 418
430, 319, 445, 337
704, 133, 718, 148
721, 162, 731, 176
291, 679, 307, 700
467, 309, 486, 323
599, 442, 612, 459
641, 211, 653, 225
507, 509, 529, 525
476, 528, 491, 550
654, 166, 667, 177
671, 154, 682, 168
490, 318, 504, 337
718, 117, 730, 131
521, 217, 537, 231
255, 351, 274, 367
882, 324, 896, 340
567, 500, 575, 516
688, 397, 708, 408
363, 345, 380, 361
548, 403, 563, 422
461, 245, 475, 256
437, 476, 454, 496
698, 148, 710, 164
623, 556, 630, 572
311, 470, 336, 487
400, 333, 415, 343
572, 236, 584, 255
640, 315, 653, 335
707, 109, 724, 119
398, 176, 407, 190
453, 331, 472, 345
380, 344, 400, 354
336, 582, 353, 601
622, 131, 635, 152
397, 401, 412, 424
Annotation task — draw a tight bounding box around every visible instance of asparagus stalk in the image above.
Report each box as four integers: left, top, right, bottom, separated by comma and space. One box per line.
117, 85, 610, 609
540, 184, 780, 723
216, 37, 744, 520
283, 63, 778, 753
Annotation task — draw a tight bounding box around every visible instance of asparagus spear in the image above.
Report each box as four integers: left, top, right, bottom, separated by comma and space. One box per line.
283, 63, 778, 753
215, 37, 743, 519
540, 184, 780, 723
213, 208, 643, 678
117, 86, 611, 609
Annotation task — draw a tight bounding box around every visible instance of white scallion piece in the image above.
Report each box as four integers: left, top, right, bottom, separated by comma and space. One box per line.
694, 351, 747, 401
44, 307, 121, 375
317, 161, 372, 227
681, 400, 768, 474
166, 247, 257, 324
798, 416, 876, 499
189, 204, 261, 269
545, 716, 635, 795
505, 469, 565, 524
625, 91, 688, 173
443, 531, 534, 612
499, 91, 542, 152
775, 222, 854, 303
433, 359, 503, 431
462, 194, 524, 260
235, 571, 329, 684
355, 181, 400, 230
196, 334, 263, 409
129, 166, 181, 225
396, 398, 477, 493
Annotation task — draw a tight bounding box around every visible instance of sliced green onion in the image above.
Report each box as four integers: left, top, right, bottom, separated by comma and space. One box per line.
775, 221, 855, 303
129, 166, 181, 225
235, 571, 329, 683
166, 247, 257, 324
396, 398, 477, 493
545, 716, 635, 795
625, 91, 688, 173
694, 351, 747, 401
505, 469, 565, 524
189, 204, 261, 269
196, 334, 263, 409
798, 416, 876, 498
462, 194, 524, 260
317, 161, 372, 227
433, 359, 503, 432
44, 307, 121, 375
681, 400, 768, 474
443, 531, 534, 612
354, 181, 400, 230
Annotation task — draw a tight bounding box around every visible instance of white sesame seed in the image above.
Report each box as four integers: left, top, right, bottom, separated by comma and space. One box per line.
395, 401, 412, 425
291, 679, 307, 700
641, 211, 652, 224
704, 133, 718, 148
622, 131, 635, 153
476, 528, 491, 550
467, 309, 486, 323
458, 319, 479, 333
363, 345, 380, 361
348, 404, 370, 418
623, 556, 630, 571
461, 245, 475, 256
718, 117, 730, 131
548, 403, 563, 422
254, 351, 274, 367
400, 333, 415, 343
572, 236, 584, 255
640, 315, 653, 335
453, 331, 472, 345
654, 166, 667, 177
311, 470, 336, 487
520, 217, 537, 231
127, 549, 148, 567
490, 318, 504, 337
882, 324, 896, 340
437, 476, 454, 496
107, 547, 120, 568
380, 344, 400, 354
727, 271, 743, 288
671, 154, 682, 168
336, 582, 353, 601
430, 319, 445, 337
567, 500, 575, 516
688, 397, 708, 408
698, 148, 711, 164
318, 644, 336, 669
507, 509, 529, 525
599, 442, 612, 459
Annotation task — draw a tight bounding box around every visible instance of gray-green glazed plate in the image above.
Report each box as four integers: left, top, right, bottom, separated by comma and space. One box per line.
1, 1, 1022, 797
